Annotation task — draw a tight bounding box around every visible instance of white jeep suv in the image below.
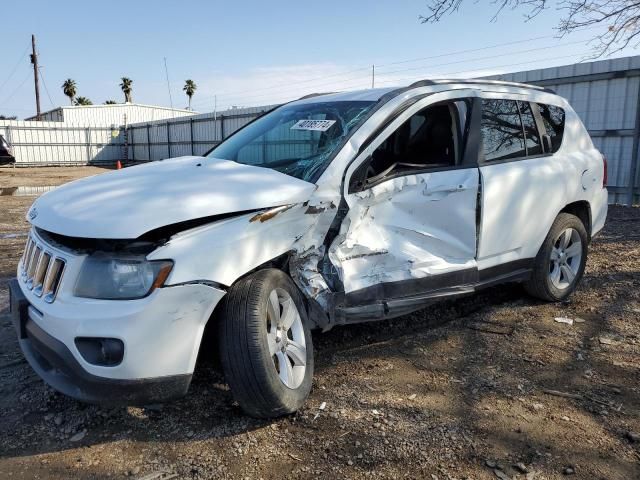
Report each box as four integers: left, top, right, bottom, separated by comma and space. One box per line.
10, 79, 608, 417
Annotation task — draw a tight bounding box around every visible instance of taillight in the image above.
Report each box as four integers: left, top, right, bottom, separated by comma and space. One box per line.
602, 154, 608, 188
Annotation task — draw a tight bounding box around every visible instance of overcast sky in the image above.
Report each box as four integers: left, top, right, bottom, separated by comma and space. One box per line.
1, 0, 637, 118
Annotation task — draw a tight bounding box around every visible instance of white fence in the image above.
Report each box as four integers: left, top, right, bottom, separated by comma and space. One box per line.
0, 120, 126, 166
0, 108, 272, 167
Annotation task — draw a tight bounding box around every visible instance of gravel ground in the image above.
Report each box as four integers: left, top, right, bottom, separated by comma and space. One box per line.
0, 167, 639, 480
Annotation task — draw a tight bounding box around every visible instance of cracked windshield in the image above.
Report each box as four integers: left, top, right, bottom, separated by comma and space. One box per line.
208, 101, 375, 182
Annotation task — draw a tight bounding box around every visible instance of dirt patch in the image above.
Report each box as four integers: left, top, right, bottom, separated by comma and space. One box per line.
0, 167, 639, 479
0, 166, 109, 188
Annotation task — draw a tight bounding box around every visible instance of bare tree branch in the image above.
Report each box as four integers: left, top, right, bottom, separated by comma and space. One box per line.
420, 0, 640, 57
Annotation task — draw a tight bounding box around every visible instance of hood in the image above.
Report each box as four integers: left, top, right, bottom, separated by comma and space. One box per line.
29, 156, 316, 239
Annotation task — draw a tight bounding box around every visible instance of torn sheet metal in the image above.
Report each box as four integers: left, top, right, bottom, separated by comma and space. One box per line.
329, 169, 479, 294
150, 195, 340, 314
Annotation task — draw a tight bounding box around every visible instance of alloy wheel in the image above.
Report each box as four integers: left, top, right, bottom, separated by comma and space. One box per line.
548, 227, 582, 290
265, 288, 307, 389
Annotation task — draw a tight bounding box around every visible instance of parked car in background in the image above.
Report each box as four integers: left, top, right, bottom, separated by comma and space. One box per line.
0, 134, 15, 165
10, 79, 607, 418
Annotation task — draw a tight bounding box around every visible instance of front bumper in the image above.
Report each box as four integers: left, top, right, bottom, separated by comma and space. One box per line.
9, 278, 225, 405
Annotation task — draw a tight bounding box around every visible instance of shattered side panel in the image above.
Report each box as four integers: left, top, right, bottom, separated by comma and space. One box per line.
330, 169, 479, 295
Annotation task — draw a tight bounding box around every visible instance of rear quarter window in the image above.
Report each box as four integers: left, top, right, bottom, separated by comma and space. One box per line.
537, 104, 565, 153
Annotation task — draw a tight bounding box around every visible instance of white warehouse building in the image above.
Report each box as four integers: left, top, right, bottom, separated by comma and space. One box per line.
26, 103, 196, 125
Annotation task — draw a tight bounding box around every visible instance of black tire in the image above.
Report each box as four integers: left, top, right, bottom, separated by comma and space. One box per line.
524, 213, 588, 302
219, 268, 314, 418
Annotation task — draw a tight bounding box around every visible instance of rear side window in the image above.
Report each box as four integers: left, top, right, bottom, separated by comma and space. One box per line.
537, 104, 565, 153
518, 101, 543, 156
481, 99, 526, 161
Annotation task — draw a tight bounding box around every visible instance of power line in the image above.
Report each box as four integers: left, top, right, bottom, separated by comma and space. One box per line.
37, 66, 55, 108
375, 51, 596, 86
192, 65, 372, 103
0, 71, 33, 107
191, 27, 602, 109
206, 41, 589, 110
210, 50, 596, 111
375, 39, 587, 76
202, 37, 597, 110
187, 65, 372, 109
373, 24, 602, 69
163, 57, 174, 114
0, 44, 30, 94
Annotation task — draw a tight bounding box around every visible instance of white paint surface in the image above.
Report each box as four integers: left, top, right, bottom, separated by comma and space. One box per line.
29, 156, 316, 239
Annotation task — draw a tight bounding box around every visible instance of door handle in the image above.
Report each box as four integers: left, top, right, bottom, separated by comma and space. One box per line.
424, 184, 467, 195
423, 184, 467, 200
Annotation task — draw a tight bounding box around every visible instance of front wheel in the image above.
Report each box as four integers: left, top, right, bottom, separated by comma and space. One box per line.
524, 213, 588, 302
219, 269, 314, 418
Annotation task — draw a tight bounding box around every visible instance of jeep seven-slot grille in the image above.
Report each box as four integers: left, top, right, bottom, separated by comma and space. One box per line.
20, 234, 66, 303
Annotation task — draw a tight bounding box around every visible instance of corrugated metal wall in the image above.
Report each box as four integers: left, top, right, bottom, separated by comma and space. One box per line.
128, 106, 275, 161
486, 56, 640, 205
0, 120, 125, 166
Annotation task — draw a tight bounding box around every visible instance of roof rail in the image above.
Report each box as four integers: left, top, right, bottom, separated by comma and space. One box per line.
297, 92, 336, 100
407, 78, 555, 94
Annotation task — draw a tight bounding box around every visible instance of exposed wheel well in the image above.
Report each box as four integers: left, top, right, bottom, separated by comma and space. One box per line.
196, 251, 330, 370
560, 201, 592, 240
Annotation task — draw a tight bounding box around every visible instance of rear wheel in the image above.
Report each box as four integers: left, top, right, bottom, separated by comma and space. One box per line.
524, 213, 588, 302
219, 269, 313, 418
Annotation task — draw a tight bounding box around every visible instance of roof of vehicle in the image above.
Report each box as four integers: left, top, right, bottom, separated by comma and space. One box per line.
293, 79, 555, 105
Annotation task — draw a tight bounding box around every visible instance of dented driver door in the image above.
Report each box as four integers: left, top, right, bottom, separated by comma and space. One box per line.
330, 94, 480, 305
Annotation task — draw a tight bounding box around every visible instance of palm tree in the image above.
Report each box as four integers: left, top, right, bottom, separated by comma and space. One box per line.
104, 100, 117, 104
74, 96, 92, 106
62, 79, 77, 105
120, 77, 133, 103
183, 79, 197, 110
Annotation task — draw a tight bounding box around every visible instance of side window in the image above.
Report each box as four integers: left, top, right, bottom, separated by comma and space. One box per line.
537, 103, 565, 153
518, 101, 543, 156
364, 100, 467, 184
481, 99, 526, 161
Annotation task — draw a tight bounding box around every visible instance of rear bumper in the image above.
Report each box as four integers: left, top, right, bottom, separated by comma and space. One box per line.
9, 278, 218, 406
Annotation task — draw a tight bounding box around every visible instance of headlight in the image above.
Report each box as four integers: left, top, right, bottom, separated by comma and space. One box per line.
75, 254, 173, 300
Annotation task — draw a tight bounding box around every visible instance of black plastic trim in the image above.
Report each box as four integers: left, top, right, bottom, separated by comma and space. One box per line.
344, 267, 479, 308
336, 259, 533, 323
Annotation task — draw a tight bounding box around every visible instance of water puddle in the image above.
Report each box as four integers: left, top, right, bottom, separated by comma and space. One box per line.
0, 232, 28, 239
0, 185, 58, 196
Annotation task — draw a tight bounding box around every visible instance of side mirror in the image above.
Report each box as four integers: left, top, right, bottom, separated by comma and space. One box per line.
542, 134, 553, 153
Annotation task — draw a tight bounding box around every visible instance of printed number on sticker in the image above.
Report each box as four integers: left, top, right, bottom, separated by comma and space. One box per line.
290, 119, 336, 132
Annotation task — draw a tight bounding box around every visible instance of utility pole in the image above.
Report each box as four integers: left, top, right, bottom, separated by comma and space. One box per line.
371, 64, 375, 89
30, 34, 42, 121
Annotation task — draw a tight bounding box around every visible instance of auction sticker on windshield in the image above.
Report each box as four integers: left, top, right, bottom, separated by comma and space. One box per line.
290, 119, 336, 131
